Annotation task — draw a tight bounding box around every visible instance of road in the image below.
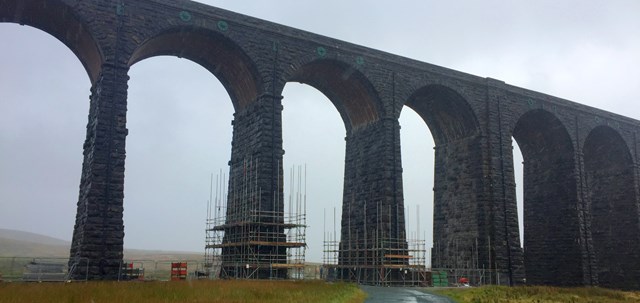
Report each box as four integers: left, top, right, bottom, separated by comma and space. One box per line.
361, 286, 456, 303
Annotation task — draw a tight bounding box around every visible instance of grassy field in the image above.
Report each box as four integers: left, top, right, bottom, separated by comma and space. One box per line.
0, 280, 366, 303
434, 285, 640, 303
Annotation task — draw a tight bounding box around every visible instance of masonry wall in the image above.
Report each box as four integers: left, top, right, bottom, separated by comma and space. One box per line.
221, 95, 286, 279
483, 80, 526, 285
68, 64, 129, 279
340, 119, 407, 261
584, 127, 640, 290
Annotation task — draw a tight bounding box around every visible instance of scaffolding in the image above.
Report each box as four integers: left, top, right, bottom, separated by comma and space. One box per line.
322, 204, 428, 286
205, 160, 307, 280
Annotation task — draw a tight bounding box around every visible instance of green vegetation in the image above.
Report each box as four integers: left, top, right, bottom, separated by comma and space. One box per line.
434, 285, 640, 303
0, 280, 366, 303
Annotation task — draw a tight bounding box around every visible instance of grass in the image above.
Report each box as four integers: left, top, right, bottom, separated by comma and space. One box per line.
434, 285, 640, 303
0, 280, 366, 303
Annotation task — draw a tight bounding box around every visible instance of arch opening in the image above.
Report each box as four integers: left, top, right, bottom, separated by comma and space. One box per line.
512, 139, 525, 248
0, 0, 103, 83
404, 85, 479, 145
583, 126, 639, 289
0, 24, 90, 250
281, 83, 345, 265
129, 28, 261, 111
283, 60, 385, 280
124, 56, 234, 264
287, 59, 381, 131
399, 107, 435, 267
403, 84, 483, 272
512, 109, 581, 286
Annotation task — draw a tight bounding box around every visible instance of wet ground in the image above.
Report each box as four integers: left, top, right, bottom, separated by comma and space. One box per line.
361, 286, 456, 303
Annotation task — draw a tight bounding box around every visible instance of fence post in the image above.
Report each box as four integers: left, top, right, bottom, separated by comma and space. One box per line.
154, 261, 158, 280
118, 260, 123, 281
10, 257, 16, 279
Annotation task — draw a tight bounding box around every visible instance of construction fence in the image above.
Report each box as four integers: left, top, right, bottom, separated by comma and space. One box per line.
0, 257, 88, 282
0, 257, 212, 282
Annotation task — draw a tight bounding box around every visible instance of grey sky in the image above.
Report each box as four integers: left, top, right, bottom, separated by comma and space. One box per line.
1, 0, 638, 264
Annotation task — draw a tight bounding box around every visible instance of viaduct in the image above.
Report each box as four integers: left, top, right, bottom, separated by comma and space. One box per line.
1, 0, 639, 289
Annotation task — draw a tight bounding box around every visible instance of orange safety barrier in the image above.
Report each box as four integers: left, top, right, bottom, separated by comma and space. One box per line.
170, 262, 188, 281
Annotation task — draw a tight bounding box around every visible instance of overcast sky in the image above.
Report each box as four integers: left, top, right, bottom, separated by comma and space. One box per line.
1, 0, 639, 264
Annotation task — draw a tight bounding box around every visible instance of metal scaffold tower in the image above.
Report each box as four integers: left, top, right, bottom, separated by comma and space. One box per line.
204, 160, 307, 280
323, 204, 428, 286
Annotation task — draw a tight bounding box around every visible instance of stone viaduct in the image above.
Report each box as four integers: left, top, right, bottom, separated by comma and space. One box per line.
2, 0, 639, 289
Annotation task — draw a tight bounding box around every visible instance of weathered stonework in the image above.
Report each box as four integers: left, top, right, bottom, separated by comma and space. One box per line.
68, 64, 129, 279
220, 95, 287, 279
2, 0, 639, 287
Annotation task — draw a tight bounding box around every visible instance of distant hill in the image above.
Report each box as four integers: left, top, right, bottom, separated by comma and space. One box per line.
0, 229, 70, 247
0, 228, 203, 261
0, 237, 70, 257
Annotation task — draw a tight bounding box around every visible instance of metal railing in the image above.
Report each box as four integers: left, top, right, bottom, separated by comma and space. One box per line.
0, 257, 327, 282
0, 257, 89, 282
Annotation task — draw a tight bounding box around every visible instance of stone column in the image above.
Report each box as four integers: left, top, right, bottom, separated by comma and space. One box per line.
68, 63, 129, 280
575, 146, 598, 286
221, 93, 286, 279
430, 135, 499, 280
482, 79, 525, 285
339, 118, 408, 283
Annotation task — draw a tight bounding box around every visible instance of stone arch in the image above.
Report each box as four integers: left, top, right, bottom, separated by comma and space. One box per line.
0, 0, 103, 83
403, 84, 483, 271
512, 109, 582, 286
283, 58, 381, 132
128, 26, 261, 111
403, 84, 480, 145
583, 125, 639, 289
